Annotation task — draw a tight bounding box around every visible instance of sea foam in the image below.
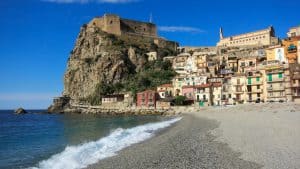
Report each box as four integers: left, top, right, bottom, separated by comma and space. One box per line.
29, 117, 181, 169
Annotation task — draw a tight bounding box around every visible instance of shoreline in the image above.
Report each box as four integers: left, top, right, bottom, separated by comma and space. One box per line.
87, 114, 261, 169
87, 103, 300, 169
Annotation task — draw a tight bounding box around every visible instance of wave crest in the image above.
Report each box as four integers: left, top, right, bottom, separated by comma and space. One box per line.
29, 117, 181, 169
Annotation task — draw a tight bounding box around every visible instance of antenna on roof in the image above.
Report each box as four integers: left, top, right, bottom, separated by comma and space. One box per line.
149, 12, 153, 23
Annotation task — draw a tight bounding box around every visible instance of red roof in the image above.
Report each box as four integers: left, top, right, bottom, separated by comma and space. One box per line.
212, 82, 222, 87
182, 84, 211, 89
182, 85, 196, 89
137, 90, 156, 95
158, 83, 173, 88
194, 84, 211, 88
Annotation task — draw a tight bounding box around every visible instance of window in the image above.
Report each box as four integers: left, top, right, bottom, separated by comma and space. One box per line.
257, 93, 260, 97
248, 78, 252, 85
278, 73, 283, 78
256, 77, 260, 82
268, 74, 272, 81
257, 85, 260, 89
110, 20, 113, 24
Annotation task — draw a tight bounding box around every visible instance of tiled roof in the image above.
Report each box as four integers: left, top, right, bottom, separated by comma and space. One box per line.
158, 83, 173, 88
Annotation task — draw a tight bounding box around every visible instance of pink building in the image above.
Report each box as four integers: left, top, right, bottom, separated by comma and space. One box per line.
182, 86, 196, 101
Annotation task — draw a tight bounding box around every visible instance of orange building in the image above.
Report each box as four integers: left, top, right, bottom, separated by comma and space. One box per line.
282, 36, 300, 64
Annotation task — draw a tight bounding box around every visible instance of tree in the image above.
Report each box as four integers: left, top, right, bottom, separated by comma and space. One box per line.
174, 96, 186, 106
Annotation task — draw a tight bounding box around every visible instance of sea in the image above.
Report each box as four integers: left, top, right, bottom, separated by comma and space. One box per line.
0, 110, 181, 169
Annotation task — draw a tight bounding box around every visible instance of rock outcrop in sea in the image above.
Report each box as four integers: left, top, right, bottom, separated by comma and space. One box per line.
14, 108, 28, 114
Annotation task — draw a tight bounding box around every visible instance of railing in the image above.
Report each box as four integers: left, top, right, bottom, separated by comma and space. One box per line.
267, 78, 284, 82
267, 86, 285, 91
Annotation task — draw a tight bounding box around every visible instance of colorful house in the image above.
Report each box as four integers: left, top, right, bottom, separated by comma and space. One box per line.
136, 90, 158, 108
157, 83, 173, 99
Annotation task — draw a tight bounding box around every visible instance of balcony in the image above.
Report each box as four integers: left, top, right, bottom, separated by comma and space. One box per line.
267, 86, 285, 91
292, 83, 300, 88
248, 89, 262, 93
234, 90, 244, 94
267, 78, 284, 83
233, 83, 244, 86
247, 81, 263, 85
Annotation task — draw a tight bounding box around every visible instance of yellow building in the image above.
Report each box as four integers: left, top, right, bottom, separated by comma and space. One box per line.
259, 60, 286, 102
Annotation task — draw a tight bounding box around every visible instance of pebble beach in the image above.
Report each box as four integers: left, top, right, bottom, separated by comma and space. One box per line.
88, 103, 300, 169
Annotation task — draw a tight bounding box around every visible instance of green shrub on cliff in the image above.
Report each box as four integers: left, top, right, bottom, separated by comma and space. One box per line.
123, 60, 176, 100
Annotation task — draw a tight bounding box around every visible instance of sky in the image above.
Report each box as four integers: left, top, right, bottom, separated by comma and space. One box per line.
0, 0, 299, 109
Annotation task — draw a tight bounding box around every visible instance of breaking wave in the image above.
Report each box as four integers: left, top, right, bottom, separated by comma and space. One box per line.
29, 117, 181, 169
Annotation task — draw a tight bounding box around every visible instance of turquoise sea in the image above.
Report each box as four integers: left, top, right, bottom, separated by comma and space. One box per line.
0, 110, 180, 169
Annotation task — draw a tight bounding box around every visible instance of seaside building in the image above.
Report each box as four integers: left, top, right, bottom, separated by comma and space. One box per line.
136, 90, 158, 108
182, 85, 196, 101
221, 77, 235, 105
101, 94, 124, 104
245, 71, 264, 102
259, 60, 286, 102
231, 74, 247, 104
157, 84, 173, 98
194, 84, 211, 106
211, 83, 222, 106
289, 63, 300, 102
217, 26, 279, 47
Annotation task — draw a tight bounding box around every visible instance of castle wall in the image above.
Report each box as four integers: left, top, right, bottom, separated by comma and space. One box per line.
120, 19, 157, 37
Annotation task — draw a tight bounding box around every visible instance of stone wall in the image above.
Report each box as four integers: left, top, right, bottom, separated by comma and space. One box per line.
120, 19, 157, 37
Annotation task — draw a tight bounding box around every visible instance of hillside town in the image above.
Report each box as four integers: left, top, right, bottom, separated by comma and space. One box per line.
98, 24, 300, 110
49, 14, 300, 112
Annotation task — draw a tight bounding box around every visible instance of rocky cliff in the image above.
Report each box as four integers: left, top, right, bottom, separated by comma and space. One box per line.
62, 22, 177, 105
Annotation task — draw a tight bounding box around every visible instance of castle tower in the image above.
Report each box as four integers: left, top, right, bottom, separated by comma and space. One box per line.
219, 27, 224, 40
103, 14, 121, 35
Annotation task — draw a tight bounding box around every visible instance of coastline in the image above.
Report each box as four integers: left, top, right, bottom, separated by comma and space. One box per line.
87, 114, 261, 169
87, 103, 300, 169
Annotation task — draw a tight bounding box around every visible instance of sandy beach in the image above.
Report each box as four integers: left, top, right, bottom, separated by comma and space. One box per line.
88, 103, 300, 169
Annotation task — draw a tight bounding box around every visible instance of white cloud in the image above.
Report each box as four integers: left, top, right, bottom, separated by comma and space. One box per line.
158, 26, 205, 33
42, 0, 138, 4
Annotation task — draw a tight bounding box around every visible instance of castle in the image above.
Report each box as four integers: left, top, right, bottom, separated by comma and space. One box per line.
217, 26, 279, 47
88, 14, 177, 52
88, 14, 157, 37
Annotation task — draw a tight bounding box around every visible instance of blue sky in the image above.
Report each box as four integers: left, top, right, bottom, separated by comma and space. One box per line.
0, 0, 299, 109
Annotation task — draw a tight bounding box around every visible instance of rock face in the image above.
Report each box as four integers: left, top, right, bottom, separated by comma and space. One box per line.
62, 21, 177, 104
14, 108, 28, 114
